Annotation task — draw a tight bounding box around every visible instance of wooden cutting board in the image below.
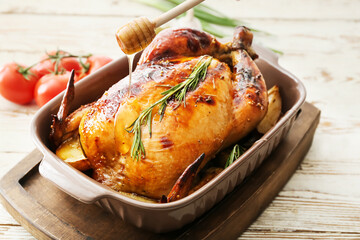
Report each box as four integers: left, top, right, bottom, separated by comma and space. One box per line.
0, 102, 320, 240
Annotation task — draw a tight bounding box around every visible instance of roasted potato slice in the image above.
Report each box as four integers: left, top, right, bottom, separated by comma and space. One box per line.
257, 85, 282, 134
56, 134, 91, 171
118, 191, 157, 203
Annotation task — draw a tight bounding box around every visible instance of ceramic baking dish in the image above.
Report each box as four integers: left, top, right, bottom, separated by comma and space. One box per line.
31, 44, 306, 233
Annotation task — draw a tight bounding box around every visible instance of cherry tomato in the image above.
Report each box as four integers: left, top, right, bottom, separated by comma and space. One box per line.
61, 57, 82, 73
32, 58, 55, 78
34, 72, 71, 107
78, 55, 112, 80
0, 63, 39, 104
32, 51, 81, 78
87, 56, 112, 74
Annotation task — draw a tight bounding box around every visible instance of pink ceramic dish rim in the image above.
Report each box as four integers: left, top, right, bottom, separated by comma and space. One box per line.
31, 44, 306, 211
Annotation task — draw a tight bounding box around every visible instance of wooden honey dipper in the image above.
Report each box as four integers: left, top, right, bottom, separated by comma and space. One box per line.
116, 0, 205, 55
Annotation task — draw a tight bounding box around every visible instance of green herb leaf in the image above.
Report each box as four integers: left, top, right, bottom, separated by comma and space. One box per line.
126, 56, 213, 161
268, 47, 284, 55
225, 144, 245, 168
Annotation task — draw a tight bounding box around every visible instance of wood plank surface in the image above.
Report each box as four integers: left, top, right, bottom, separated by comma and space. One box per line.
1, 0, 359, 20
0, 0, 359, 239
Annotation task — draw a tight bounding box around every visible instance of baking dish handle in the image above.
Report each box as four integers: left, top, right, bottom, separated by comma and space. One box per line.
39, 156, 110, 204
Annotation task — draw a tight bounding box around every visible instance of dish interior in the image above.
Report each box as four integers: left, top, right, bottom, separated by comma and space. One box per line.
32, 49, 304, 205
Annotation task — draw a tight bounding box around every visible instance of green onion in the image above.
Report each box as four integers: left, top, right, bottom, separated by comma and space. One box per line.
136, 0, 275, 43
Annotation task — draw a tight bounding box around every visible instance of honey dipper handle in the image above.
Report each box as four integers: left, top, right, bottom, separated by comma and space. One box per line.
116, 0, 205, 54
154, 0, 205, 27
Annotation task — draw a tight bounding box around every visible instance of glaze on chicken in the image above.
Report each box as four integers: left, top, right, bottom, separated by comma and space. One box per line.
51, 27, 268, 201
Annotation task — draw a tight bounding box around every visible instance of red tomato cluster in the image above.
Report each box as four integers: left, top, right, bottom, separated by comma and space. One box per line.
0, 50, 112, 106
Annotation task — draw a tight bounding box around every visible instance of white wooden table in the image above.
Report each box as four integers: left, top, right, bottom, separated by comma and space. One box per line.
1, 0, 360, 239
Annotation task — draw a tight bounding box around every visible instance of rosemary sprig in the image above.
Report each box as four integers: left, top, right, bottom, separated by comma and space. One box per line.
126, 56, 213, 161
225, 144, 245, 168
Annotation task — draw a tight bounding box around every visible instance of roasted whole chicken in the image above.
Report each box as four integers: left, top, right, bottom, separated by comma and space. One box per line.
51, 27, 268, 202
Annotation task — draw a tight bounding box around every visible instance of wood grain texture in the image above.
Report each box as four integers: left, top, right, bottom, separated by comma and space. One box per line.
0, 0, 359, 239
0, 0, 359, 20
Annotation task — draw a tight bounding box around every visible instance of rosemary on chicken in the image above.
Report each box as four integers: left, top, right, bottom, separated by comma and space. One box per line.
125, 56, 213, 161
225, 144, 245, 168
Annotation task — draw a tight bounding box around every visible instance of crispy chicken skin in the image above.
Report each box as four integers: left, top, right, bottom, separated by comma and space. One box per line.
52, 27, 268, 199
